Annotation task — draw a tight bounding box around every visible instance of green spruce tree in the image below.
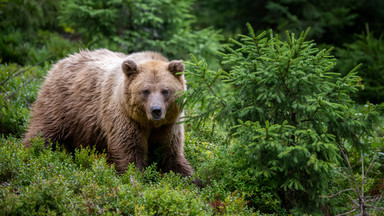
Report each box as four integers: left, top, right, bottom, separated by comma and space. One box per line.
182, 24, 380, 212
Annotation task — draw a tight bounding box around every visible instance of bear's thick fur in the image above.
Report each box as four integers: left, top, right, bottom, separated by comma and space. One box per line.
23, 49, 193, 176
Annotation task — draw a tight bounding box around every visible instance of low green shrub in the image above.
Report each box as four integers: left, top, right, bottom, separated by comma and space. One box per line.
0, 64, 48, 137
0, 136, 259, 215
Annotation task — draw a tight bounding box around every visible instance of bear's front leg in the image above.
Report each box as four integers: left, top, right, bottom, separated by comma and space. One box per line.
106, 121, 149, 174
152, 123, 193, 177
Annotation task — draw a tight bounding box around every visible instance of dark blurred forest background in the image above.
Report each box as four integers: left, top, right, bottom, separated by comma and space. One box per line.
1, 0, 384, 215
1, 0, 384, 103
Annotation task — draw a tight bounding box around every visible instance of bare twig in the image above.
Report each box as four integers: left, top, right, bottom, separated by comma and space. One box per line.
333, 145, 383, 215
364, 205, 384, 210
321, 188, 354, 198
361, 151, 365, 214
0, 65, 21, 86
0, 57, 50, 86
373, 189, 384, 207
366, 148, 379, 175
339, 146, 361, 196
336, 207, 358, 216
346, 194, 359, 206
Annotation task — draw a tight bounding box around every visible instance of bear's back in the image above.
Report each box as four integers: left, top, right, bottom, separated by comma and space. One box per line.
49, 49, 126, 78
48, 49, 167, 80
28, 49, 131, 149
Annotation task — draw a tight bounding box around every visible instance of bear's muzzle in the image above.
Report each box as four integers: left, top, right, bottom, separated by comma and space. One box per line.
150, 106, 163, 120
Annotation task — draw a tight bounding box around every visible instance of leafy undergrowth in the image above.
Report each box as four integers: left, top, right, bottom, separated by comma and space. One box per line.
0, 135, 265, 216
0, 63, 48, 137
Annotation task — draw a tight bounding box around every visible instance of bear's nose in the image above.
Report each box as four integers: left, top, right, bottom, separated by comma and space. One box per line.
150, 106, 162, 120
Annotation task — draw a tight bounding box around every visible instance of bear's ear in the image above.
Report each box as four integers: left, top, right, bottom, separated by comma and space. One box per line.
168, 60, 185, 76
122, 60, 138, 77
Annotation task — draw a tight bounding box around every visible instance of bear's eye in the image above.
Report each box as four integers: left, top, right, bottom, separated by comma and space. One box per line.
141, 90, 150, 95
161, 90, 170, 96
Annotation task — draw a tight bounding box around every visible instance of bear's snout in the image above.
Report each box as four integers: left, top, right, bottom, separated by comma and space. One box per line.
150, 106, 163, 120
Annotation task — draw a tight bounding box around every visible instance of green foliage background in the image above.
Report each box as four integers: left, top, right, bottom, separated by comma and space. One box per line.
1, 0, 384, 215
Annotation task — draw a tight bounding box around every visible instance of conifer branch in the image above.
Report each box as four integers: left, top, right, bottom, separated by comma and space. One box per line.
201, 71, 225, 108
292, 28, 309, 59
284, 57, 291, 78
247, 23, 264, 64
278, 67, 291, 93
191, 54, 226, 108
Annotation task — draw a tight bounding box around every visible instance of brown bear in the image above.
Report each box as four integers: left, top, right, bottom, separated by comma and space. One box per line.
23, 49, 193, 176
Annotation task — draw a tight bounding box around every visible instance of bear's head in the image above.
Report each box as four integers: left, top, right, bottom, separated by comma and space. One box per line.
121, 59, 186, 127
